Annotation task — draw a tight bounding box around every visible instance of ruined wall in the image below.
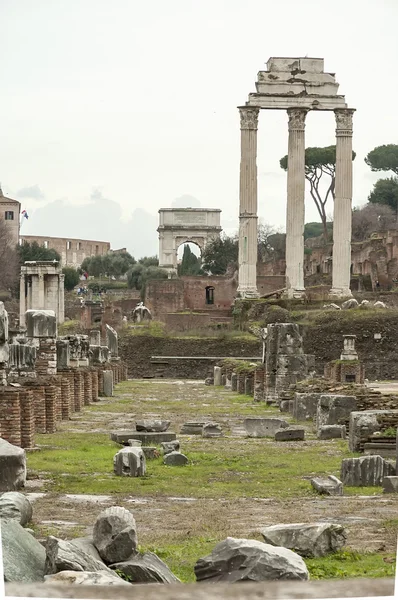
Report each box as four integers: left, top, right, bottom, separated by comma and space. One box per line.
20, 235, 110, 268
303, 312, 398, 380
120, 334, 262, 378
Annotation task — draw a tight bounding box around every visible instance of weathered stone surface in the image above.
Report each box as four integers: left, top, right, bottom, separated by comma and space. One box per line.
382, 476, 398, 494
164, 451, 189, 466
279, 400, 290, 413
342, 298, 359, 309
202, 423, 223, 438
311, 475, 343, 496
161, 440, 180, 455
341, 455, 395, 486
180, 421, 207, 435
103, 370, 114, 397
127, 439, 142, 447
0, 491, 33, 525
142, 447, 160, 459
111, 430, 177, 445
194, 537, 309, 582
214, 366, 222, 386
316, 395, 357, 433
2, 518, 46, 582
105, 324, 118, 358
44, 570, 130, 586
260, 523, 346, 558
26, 309, 57, 338
0, 437, 26, 492
205, 377, 214, 386
69, 538, 102, 561
318, 425, 346, 440
93, 506, 138, 564
292, 393, 320, 421
114, 447, 146, 477
111, 552, 181, 584
349, 411, 388, 452
44, 536, 112, 575
275, 428, 305, 442
136, 420, 170, 433
231, 373, 238, 391
244, 418, 289, 438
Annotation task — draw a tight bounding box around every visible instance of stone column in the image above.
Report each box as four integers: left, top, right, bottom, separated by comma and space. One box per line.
19, 273, 26, 327
330, 109, 355, 298
237, 106, 260, 298
38, 274, 45, 309
58, 273, 65, 323
285, 108, 308, 298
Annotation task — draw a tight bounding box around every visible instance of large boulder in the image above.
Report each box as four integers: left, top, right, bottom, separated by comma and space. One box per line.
0, 438, 26, 492
111, 552, 181, 584
260, 523, 346, 558
44, 570, 131, 586
93, 506, 138, 564
2, 519, 46, 582
0, 492, 33, 525
194, 537, 309, 583
44, 536, 112, 574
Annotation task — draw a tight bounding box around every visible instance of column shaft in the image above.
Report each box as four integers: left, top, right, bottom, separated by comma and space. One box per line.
237, 107, 259, 298
330, 109, 355, 298
285, 109, 308, 298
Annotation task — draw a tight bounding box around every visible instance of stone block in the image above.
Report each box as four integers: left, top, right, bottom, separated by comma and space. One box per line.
110, 552, 180, 584
316, 395, 357, 433
102, 371, 114, 397
0, 491, 33, 525
113, 447, 146, 477
161, 440, 180, 455
244, 417, 289, 438
195, 537, 309, 582
127, 439, 142, 447
0, 301, 9, 345
93, 506, 138, 565
26, 310, 57, 338
275, 428, 305, 442
202, 423, 223, 438
260, 523, 346, 558
105, 324, 118, 358
44, 536, 112, 575
214, 366, 222, 386
164, 451, 188, 466
311, 475, 343, 496
0, 438, 26, 492
292, 393, 320, 421
56, 340, 70, 369
349, 411, 392, 452
2, 519, 46, 582
111, 431, 177, 445
142, 447, 160, 459
231, 373, 237, 392
382, 476, 398, 494
341, 455, 395, 486
318, 425, 346, 440
180, 421, 207, 435
44, 570, 130, 586
136, 420, 170, 432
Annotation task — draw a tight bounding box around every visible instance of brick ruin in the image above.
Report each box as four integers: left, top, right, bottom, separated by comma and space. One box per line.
0, 302, 128, 450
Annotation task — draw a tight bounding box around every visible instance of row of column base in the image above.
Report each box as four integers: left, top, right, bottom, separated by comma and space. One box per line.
237, 286, 353, 300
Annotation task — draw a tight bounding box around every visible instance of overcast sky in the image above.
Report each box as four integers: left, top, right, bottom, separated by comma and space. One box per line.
1, 0, 398, 256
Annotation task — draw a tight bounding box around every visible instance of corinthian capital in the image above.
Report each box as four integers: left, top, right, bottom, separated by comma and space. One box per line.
239, 107, 259, 130
335, 108, 355, 132
287, 108, 308, 131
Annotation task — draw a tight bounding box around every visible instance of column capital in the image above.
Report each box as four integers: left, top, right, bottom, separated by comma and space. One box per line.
287, 107, 309, 131
335, 108, 355, 135
239, 106, 259, 130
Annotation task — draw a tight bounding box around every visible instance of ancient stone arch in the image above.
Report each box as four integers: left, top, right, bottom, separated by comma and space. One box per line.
237, 57, 355, 299
158, 208, 222, 271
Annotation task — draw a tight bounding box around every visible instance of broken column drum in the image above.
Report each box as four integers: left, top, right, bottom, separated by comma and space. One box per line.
237, 57, 355, 299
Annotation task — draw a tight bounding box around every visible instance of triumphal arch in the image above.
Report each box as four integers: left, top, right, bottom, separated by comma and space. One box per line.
237, 57, 355, 299
158, 208, 222, 271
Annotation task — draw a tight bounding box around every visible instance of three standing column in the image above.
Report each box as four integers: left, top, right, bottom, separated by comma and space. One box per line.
237, 107, 260, 298
330, 109, 355, 298
285, 108, 308, 298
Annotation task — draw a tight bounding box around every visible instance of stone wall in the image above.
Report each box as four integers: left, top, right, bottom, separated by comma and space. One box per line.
120, 334, 262, 379
20, 235, 111, 269
302, 312, 398, 379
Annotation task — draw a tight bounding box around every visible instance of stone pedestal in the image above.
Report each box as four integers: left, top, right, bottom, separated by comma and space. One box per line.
285, 108, 308, 298
330, 109, 355, 299
237, 107, 260, 298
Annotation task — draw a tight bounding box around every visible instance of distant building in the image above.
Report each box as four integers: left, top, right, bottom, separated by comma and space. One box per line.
20, 235, 111, 269
0, 186, 21, 246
